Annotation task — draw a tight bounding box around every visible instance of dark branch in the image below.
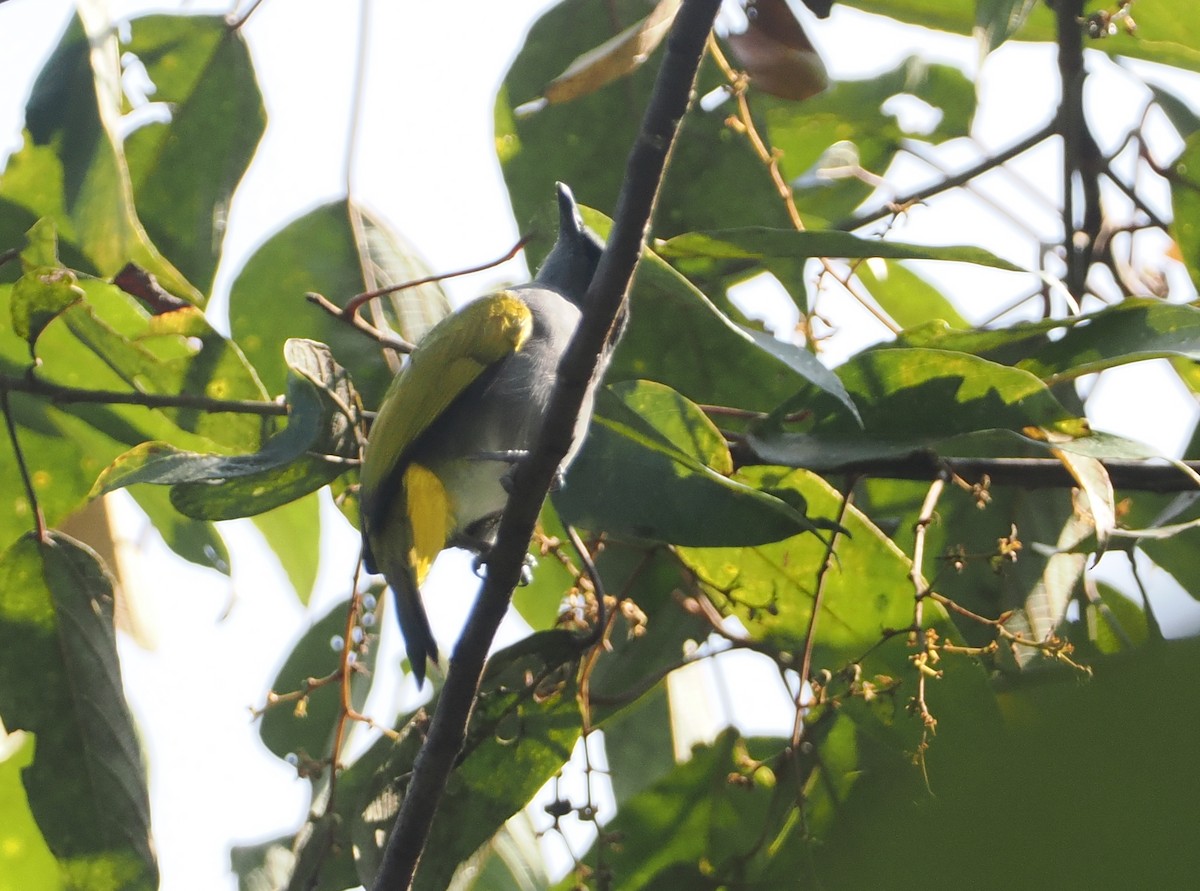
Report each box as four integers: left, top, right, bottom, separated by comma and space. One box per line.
368, 1, 723, 887
0, 372, 288, 416
731, 447, 1200, 494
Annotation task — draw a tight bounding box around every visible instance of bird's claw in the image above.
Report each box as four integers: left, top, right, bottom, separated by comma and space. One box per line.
472, 551, 537, 585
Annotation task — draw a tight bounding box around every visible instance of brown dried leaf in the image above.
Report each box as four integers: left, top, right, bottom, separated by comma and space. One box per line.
729, 0, 828, 101
541, 0, 682, 106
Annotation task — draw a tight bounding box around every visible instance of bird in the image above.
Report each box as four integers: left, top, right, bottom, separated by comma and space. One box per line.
358, 183, 614, 686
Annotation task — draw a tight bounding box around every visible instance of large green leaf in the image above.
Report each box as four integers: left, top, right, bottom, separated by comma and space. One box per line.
903, 299, 1200, 383
602, 233, 853, 415
1, 283, 179, 553
749, 347, 1104, 471
0, 533, 156, 889
122, 15, 265, 295
569, 729, 753, 889
228, 200, 447, 409
2, 15, 198, 301
1171, 132, 1200, 289
658, 228, 1022, 271
251, 493, 321, 605
811, 636, 1200, 888
0, 728, 61, 891
678, 467, 915, 664
556, 382, 830, 546
853, 258, 969, 329
840, 0, 1200, 73
58, 280, 269, 450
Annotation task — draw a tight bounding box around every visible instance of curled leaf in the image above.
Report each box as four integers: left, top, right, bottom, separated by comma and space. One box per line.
532, 0, 681, 109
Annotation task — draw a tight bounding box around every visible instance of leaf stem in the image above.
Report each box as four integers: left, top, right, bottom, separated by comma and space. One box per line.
793, 482, 854, 751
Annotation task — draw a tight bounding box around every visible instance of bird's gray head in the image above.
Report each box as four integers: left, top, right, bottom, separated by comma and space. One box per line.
533, 182, 605, 306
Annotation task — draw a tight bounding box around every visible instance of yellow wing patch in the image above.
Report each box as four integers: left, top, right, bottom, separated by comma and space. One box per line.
360, 291, 532, 499
403, 462, 453, 586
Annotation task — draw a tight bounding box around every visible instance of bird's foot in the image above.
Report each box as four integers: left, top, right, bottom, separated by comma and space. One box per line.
472, 551, 537, 585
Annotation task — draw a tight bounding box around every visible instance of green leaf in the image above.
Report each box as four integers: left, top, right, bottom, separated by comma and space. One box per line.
1085, 581, 1150, 654
4, 15, 199, 301
122, 15, 266, 295
902, 299, 1200, 384
585, 546, 712, 721
92, 339, 361, 520
0, 728, 61, 891
0, 532, 156, 889
605, 379, 732, 471
658, 228, 1022, 271
251, 493, 321, 605
128, 485, 231, 574
750, 347, 1093, 471
1002, 507, 1090, 668
1148, 81, 1200, 140
557, 383, 830, 546
842, 0, 1200, 72
258, 599, 374, 766
600, 231, 853, 415
1171, 132, 1200, 289
678, 467, 916, 663
228, 200, 448, 409
760, 57, 978, 223
602, 684, 677, 807
855, 258, 969, 330
10, 220, 83, 346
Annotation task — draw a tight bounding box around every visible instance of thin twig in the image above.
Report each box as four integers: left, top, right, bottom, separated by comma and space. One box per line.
707, 38, 901, 335
341, 235, 532, 319
327, 558, 367, 808
305, 291, 415, 352
1, 384, 48, 542
792, 482, 855, 752
838, 122, 1057, 231
565, 524, 607, 651
910, 476, 947, 639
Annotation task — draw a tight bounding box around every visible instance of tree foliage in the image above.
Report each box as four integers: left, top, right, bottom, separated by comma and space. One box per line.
3, 0, 1200, 888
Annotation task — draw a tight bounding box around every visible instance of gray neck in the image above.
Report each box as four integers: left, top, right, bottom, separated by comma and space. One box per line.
533, 183, 604, 306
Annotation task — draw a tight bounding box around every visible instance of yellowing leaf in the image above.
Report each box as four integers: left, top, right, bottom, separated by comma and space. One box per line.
541, 0, 681, 106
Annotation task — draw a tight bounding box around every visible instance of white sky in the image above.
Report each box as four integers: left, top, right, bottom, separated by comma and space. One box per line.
3, 1, 1200, 888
